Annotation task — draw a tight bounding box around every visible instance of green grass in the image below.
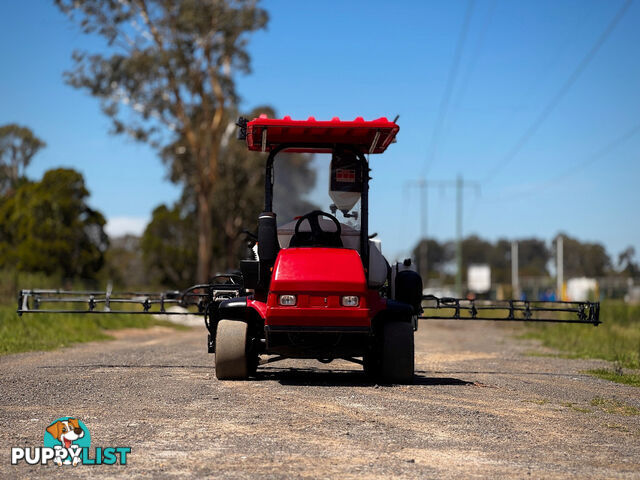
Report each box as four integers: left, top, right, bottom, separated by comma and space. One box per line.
522, 300, 640, 368
522, 300, 640, 386
0, 304, 187, 356
561, 402, 593, 413
586, 369, 640, 388
604, 423, 629, 432
523, 398, 549, 405
590, 397, 640, 416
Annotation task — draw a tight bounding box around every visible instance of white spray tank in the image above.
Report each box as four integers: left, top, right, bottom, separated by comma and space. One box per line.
329, 149, 363, 215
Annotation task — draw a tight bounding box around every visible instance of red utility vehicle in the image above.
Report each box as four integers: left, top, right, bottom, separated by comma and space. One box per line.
18, 115, 600, 383
214, 115, 419, 381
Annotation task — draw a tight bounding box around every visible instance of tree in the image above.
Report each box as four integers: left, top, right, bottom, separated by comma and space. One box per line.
489, 239, 511, 284
491, 238, 550, 283
0, 124, 46, 195
0, 169, 108, 278
618, 246, 639, 277
412, 235, 551, 283
412, 238, 452, 279
161, 105, 316, 274
517, 239, 550, 276
101, 234, 147, 288
56, 0, 268, 282
141, 202, 198, 287
553, 234, 612, 278
458, 235, 494, 280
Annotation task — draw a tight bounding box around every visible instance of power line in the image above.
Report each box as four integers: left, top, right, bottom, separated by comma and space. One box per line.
482, 0, 633, 183
423, 0, 475, 176
548, 121, 640, 181
496, 5, 592, 133
480, 120, 640, 203
453, 0, 497, 110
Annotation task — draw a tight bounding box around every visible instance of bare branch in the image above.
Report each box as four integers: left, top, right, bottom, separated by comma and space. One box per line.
134, 0, 197, 153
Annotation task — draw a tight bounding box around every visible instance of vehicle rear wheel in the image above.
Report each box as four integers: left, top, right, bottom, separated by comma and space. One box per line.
215, 319, 249, 380
363, 348, 381, 379
362, 342, 382, 382
380, 321, 414, 383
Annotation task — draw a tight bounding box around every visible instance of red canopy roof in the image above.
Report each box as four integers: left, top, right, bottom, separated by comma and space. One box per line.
245, 115, 399, 154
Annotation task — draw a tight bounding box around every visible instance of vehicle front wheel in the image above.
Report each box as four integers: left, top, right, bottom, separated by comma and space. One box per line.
215, 319, 249, 380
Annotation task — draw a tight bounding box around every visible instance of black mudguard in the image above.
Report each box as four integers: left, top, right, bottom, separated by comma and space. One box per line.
373, 299, 415, 332
384, 299, 414, 318
218, 296, 249, 320
208, 296, 264, 354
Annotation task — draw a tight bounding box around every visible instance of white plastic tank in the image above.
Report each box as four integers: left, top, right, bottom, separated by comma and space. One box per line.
329, 150, 363, 214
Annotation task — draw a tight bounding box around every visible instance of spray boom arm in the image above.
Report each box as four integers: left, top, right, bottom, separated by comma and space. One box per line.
17, 285, 600, 326
17, 275, 244, 316
420, 295, 600, 325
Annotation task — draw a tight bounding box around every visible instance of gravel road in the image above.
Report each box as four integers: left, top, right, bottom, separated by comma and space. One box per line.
1, 320, 639, 479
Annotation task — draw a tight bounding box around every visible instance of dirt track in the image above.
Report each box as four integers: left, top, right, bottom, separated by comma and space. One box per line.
1, 320, 639, 479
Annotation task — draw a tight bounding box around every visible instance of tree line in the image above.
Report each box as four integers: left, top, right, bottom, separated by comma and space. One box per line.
0, 115, 314, 290
0, 125, 107, 281
413, 235, 639, 283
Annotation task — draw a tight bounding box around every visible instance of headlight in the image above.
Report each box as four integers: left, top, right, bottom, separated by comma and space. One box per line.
279, 294, 297, 306
341, 295, 359, 307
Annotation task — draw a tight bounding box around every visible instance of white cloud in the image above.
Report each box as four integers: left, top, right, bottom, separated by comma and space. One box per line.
105, 216, 149, 238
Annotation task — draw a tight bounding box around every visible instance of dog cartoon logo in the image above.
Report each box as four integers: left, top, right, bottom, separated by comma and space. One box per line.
11, 417, 129, 466
44, 417, 91, 466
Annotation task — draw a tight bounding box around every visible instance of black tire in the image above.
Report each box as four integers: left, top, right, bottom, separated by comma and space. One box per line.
247, 349, 259, 377
363, 350, 381, 379
215, 319, 249, 380
380, 321, 414, 383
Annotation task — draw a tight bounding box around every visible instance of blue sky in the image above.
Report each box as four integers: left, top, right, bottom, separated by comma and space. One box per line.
1, 0, 639, 264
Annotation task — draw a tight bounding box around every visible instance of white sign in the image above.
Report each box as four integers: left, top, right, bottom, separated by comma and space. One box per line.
468, 264, 491, 293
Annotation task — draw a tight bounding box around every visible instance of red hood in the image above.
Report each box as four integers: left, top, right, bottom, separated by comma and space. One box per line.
270, 248, 366, 293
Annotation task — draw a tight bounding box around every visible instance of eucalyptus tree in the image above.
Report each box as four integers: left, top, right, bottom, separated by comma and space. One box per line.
0, 124, 45, 196
56, 0, 268, 281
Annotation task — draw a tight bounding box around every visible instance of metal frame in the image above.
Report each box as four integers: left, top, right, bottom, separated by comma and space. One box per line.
264, 143, 370, 278
17, 275, 243, 316
420, 295, 600, 325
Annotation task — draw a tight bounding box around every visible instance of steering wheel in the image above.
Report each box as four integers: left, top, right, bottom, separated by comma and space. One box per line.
290, 210, 343, 248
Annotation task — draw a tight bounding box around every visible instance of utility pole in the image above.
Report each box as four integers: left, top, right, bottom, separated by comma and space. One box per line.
557, 235, 564, 301
419, 179, 428, 281
511, 240, 519, 299
453, 175, 482, 297
406, 179, 428, 281
455, 175, 463, 297
406, 176, 479, 296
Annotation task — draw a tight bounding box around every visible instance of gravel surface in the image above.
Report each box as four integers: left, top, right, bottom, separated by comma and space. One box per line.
1, 320, 639, 479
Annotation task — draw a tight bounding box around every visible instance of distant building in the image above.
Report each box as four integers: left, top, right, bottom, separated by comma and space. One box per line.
566, 277, 598, 301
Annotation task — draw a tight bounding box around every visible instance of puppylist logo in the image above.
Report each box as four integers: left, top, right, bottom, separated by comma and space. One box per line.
11, 417, 131, 466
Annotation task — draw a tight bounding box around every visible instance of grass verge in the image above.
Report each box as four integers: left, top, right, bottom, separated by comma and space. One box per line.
590, 396, 640, 415
0, 304, 187, 356
586, 368, 640, 388
522, 300, 640, 386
